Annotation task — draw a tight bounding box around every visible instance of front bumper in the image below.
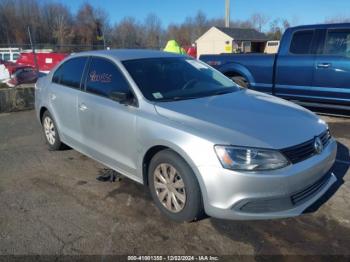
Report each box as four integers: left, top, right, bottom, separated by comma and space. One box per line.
197, 138, 337, 220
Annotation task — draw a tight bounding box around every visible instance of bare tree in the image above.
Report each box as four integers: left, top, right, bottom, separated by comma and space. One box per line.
268, 18, 283, 40
165, 11, 209, 47
42, 3, 74, 49
144, 13, 163, 49
74, 3, 108, 49
0, 0, 17, 44
74, 3, 96, 48
282, 19, 290, 31
192, 11, 209, 41
0, 0, 302, 51
112, 17, 145, 48
250, 13, 269, 32
325, 16, 350, 23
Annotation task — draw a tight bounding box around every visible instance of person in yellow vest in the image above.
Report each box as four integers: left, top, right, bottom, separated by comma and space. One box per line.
163, 40, 187, 55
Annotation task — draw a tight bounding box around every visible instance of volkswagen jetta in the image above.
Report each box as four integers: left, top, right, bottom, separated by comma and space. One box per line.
35, 50, 337, 222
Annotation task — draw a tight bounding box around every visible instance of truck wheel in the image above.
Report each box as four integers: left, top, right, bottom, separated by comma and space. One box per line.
148, 149, 204, 222
231, 76, 249, 88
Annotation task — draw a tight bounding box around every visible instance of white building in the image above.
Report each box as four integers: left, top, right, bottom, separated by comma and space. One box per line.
195, 26, 268, 58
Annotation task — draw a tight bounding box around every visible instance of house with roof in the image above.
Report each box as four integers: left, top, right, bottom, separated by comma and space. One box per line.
195, 26, 268, 58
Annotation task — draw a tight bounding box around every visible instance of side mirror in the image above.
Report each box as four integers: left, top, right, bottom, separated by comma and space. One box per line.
109, 91, 132, 105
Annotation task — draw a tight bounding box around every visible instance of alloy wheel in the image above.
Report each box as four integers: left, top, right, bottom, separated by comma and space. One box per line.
43, 116, 56, 145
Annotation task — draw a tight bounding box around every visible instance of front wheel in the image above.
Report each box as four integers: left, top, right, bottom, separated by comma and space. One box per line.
148, 149, 204, 222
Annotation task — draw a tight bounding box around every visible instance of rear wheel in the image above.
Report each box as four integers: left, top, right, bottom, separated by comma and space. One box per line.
42, 111, 63, 151
231, 76, 249, 88
148, 149, 204, 222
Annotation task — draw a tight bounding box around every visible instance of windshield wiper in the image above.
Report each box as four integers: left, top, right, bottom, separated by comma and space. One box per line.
155, 96, 200, 102
170, 96, 199, 101
155, 89, 235, 102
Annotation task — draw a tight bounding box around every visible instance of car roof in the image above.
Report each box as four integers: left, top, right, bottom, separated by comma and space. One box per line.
290, 23, 350, 30
72, 49, 185, 61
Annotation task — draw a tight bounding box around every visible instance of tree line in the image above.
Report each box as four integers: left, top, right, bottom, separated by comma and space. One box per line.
0, 0, 347, 52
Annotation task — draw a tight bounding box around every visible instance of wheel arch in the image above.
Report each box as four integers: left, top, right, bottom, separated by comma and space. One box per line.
39, 106, 49, 123
38, 106, 64, 143
142, 145, 169, 186
141, 143, 208, 212
141, 143, 207, 202
219, 63, 255, 85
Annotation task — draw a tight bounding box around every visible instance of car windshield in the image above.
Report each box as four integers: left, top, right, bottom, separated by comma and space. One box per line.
122, 57, 239, 102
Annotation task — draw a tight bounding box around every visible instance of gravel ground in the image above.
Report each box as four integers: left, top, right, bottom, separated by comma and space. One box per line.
0, 110, 349, 258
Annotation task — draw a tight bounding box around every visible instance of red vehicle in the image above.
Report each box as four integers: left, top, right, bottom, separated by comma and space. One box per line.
7, 67, 39, 87
4, 61, 31, 75
1, 59, 34, 84
184, 45, 197, 58
16, 52, 68, 72
2, 51, 68, 87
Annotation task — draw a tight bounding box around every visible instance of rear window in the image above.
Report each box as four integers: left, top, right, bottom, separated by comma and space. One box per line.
52, 57, 88, 89
324, 29, 350, 57
290, 30, 314, 54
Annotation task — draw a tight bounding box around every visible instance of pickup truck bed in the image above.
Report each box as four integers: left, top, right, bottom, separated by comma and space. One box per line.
202, 53, 276, 94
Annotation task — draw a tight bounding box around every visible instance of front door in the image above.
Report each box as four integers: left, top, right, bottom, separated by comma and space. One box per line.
274, 29, 316, 100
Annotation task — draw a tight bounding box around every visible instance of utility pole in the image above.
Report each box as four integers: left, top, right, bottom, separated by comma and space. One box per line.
225, 0, 230, 28
27, 26, 39, 72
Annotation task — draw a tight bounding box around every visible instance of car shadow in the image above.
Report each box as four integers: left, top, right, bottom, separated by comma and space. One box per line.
304, 141, 350, 213
98, 169, 153, 202
209, 214, 350, 255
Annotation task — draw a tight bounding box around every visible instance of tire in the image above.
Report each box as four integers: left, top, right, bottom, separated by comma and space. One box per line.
42, 110, 64, 151
231, 76, 249, 88
148, 149, 204, 222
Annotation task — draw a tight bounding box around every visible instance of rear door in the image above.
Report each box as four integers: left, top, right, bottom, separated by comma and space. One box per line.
274, 29, 317, 99
313, 28, 350, 105
78, 57, 139, 178
49, 56, 88, 148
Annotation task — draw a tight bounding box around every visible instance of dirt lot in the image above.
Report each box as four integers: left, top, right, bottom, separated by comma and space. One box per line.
0, 110, 349, 258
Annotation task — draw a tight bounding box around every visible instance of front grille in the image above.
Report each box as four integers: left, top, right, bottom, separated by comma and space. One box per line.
281, 130, 331, 164
320, 129, 331, 145
291, 173, 331, 205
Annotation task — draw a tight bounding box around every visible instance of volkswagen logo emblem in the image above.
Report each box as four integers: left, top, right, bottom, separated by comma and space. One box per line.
314, 137, 323, 154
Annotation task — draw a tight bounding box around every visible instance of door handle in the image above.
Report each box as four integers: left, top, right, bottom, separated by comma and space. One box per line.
79, 103, 88, 111
317, 63, 331, 69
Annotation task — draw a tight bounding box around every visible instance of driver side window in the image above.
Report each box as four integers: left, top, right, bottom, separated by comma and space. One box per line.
86, 57, 131, 98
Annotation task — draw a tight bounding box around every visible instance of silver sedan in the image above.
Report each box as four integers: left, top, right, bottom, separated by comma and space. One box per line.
35, 50, 337, 222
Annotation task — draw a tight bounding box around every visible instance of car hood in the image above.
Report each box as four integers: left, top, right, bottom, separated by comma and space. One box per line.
154, 89, 327, 149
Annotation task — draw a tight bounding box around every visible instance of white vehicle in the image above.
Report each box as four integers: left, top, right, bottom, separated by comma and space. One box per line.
0, 64, 10, 82
0, 48, 21, 62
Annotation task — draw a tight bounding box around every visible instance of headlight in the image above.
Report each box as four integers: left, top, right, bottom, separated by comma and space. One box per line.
214, 145, 290, 171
